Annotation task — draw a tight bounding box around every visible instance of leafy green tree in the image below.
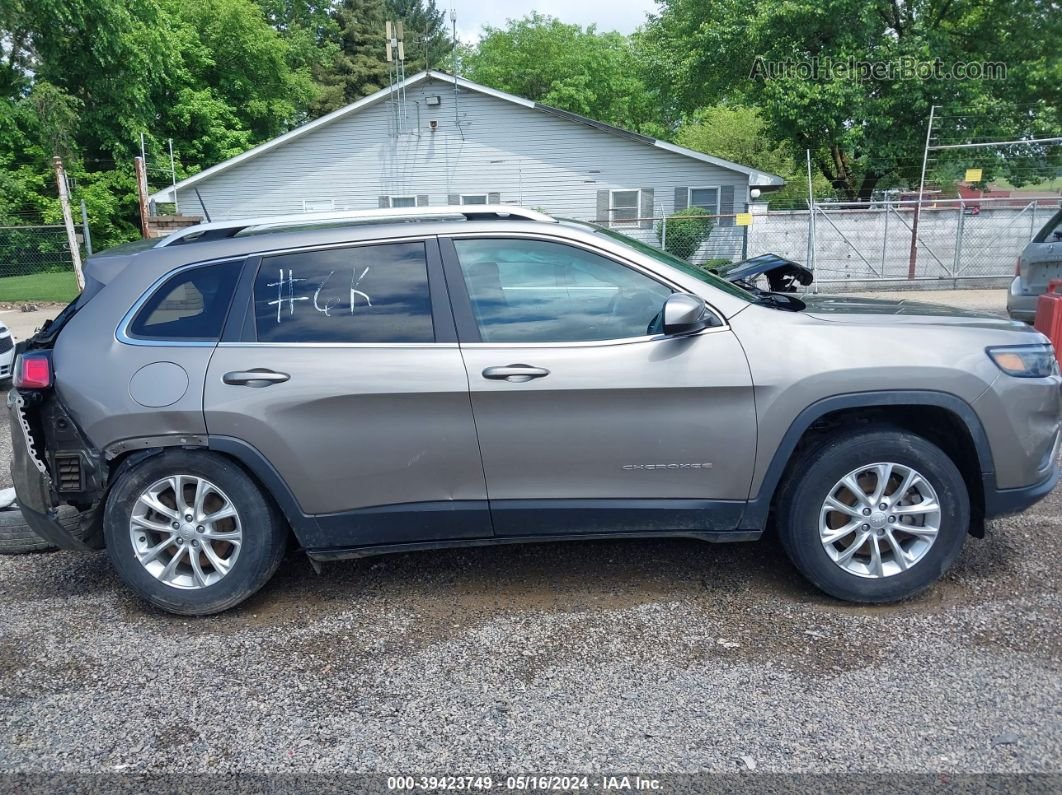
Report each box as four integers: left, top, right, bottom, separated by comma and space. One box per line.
0, 0, 321, 249
642, 0, 1061, 199
461, 13, 661, 135
1, 0, 177, 157
675, 105, 834, 208
158, 0, 316, 160
254, 1, 341, 117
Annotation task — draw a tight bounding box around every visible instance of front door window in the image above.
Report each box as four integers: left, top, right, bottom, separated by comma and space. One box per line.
452, 238, 671, 343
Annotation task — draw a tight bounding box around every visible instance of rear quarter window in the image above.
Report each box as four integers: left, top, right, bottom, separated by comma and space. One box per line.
128, 260, 243, 341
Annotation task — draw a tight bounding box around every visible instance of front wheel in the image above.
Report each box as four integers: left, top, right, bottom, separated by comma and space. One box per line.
104, 451, 288, 615
777, 427, 969, 603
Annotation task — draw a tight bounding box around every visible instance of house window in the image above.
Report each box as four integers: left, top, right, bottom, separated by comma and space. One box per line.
688, 187, 720, 215
387, 196, 417, 208
302, 199, 335, 212
460, 194, 488, 205
610, 189, 640, 226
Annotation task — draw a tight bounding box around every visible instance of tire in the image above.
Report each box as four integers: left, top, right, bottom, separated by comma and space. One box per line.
0, 504, 84, 554
104, 450, 288, 615
776, 426, 969, 603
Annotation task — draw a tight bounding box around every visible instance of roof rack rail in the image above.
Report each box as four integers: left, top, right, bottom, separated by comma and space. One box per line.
155, 205, 555, 247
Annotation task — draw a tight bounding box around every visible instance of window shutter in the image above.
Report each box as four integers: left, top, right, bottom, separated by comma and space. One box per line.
488, 191, 501, 204
674, 187, 689, 212
596, 190, 610, 224
378, 196, 389, 208
640, 188, 654, 229
448, 193, 460, 205
719, 185, 736, 227
416, 195, 429, 207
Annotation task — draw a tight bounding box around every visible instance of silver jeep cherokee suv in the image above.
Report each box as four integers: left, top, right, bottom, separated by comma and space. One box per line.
8, 207, 1061, 615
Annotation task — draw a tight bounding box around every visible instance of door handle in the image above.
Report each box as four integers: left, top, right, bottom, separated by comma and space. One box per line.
222, 369, 290, 387
481, 364, 550, 383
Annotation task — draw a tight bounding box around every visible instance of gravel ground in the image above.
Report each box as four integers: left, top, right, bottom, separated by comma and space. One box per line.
1, 289, 1059, 775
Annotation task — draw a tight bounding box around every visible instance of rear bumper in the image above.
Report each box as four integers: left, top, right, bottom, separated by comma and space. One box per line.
7, 390, 97, 550
1007, 276, 1039, 322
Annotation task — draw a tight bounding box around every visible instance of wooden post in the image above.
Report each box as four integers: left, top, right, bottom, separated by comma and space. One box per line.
134, 155, 151, 238
908, 104, 936, 279
53, 156, 85, 291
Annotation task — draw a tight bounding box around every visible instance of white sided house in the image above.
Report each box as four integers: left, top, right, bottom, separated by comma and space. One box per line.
151, 71, 783, 258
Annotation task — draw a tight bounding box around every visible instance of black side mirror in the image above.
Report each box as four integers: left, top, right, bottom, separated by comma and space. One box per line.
662, 293, 710, 336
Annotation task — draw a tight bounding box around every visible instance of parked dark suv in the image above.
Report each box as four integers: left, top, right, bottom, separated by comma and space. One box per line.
8, 207, 1060, 614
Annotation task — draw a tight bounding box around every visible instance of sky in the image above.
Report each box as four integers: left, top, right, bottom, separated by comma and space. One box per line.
452, 0, 660, 41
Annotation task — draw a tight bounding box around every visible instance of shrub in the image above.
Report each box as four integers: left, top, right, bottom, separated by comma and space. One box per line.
656, 206, 714, 261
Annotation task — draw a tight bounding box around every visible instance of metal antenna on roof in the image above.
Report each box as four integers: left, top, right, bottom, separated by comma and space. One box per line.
385, 20, 408, 135
450, 5, 463, 138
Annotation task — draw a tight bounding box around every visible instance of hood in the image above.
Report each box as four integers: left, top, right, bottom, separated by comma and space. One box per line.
801, 294, 1025, 329
715, 254, 814, 293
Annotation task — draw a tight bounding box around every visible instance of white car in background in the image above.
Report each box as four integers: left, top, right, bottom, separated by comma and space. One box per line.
0, 320, 14, 383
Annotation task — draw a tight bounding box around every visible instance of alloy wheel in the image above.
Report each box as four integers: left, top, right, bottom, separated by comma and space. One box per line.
129, 475, 243, 589
819, 462, 941, 579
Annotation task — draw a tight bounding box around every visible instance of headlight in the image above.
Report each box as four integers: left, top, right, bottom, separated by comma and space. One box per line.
986, 344, 1059, 378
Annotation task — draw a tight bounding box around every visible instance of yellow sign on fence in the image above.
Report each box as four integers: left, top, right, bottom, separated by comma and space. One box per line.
735, 212, 753, 227
965, 168, 983, 183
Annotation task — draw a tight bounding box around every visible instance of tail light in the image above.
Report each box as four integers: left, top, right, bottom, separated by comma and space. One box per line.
1015, 256, 1022, 276
13, 352, 53, 389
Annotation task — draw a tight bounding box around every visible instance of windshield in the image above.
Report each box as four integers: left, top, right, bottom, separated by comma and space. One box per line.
562, 220, 755, 302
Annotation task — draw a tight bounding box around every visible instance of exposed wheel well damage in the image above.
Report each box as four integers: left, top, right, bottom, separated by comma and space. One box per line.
773, 405, 987, 538
100, 445, 298, 548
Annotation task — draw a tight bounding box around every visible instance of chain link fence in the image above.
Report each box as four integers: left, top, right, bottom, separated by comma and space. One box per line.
586, 196, 1060, 289
747, 197, 1060, 287
0, 225, 75, 280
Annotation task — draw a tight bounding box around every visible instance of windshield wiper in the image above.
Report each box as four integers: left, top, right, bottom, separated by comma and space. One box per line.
753, 292, 806, 312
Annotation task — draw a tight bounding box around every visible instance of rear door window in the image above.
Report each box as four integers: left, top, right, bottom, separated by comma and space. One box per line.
128, 260, 243, 341
252, 241, 434, 343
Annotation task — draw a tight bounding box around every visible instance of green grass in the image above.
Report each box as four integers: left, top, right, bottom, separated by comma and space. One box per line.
0, 271, 80, 303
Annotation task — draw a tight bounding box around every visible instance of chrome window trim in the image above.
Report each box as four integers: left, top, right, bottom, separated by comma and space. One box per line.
459, 326, 730, 350
216, 341, 458, 350
119, 227, 733, 348
117, 234, 442, 348
444, 230, 731, 336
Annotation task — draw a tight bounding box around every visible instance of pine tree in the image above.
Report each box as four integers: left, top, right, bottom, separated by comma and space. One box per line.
313, 0, 390, 115
385, 0, 452, 73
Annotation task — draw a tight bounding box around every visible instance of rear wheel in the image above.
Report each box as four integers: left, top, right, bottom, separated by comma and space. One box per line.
104, 451, 288, 615
777, 427, 969, 603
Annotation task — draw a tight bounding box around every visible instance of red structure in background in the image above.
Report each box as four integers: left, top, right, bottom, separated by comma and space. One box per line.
1034, 280, 1062, 367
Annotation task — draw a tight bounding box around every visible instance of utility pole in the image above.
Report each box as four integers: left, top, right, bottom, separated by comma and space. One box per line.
806, 149, 816, 276
134, 156, 151, 238
168, 138, 179, 214
908, 104, 936, 280
53, 157, 85, 291
79, 199, 93, 256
